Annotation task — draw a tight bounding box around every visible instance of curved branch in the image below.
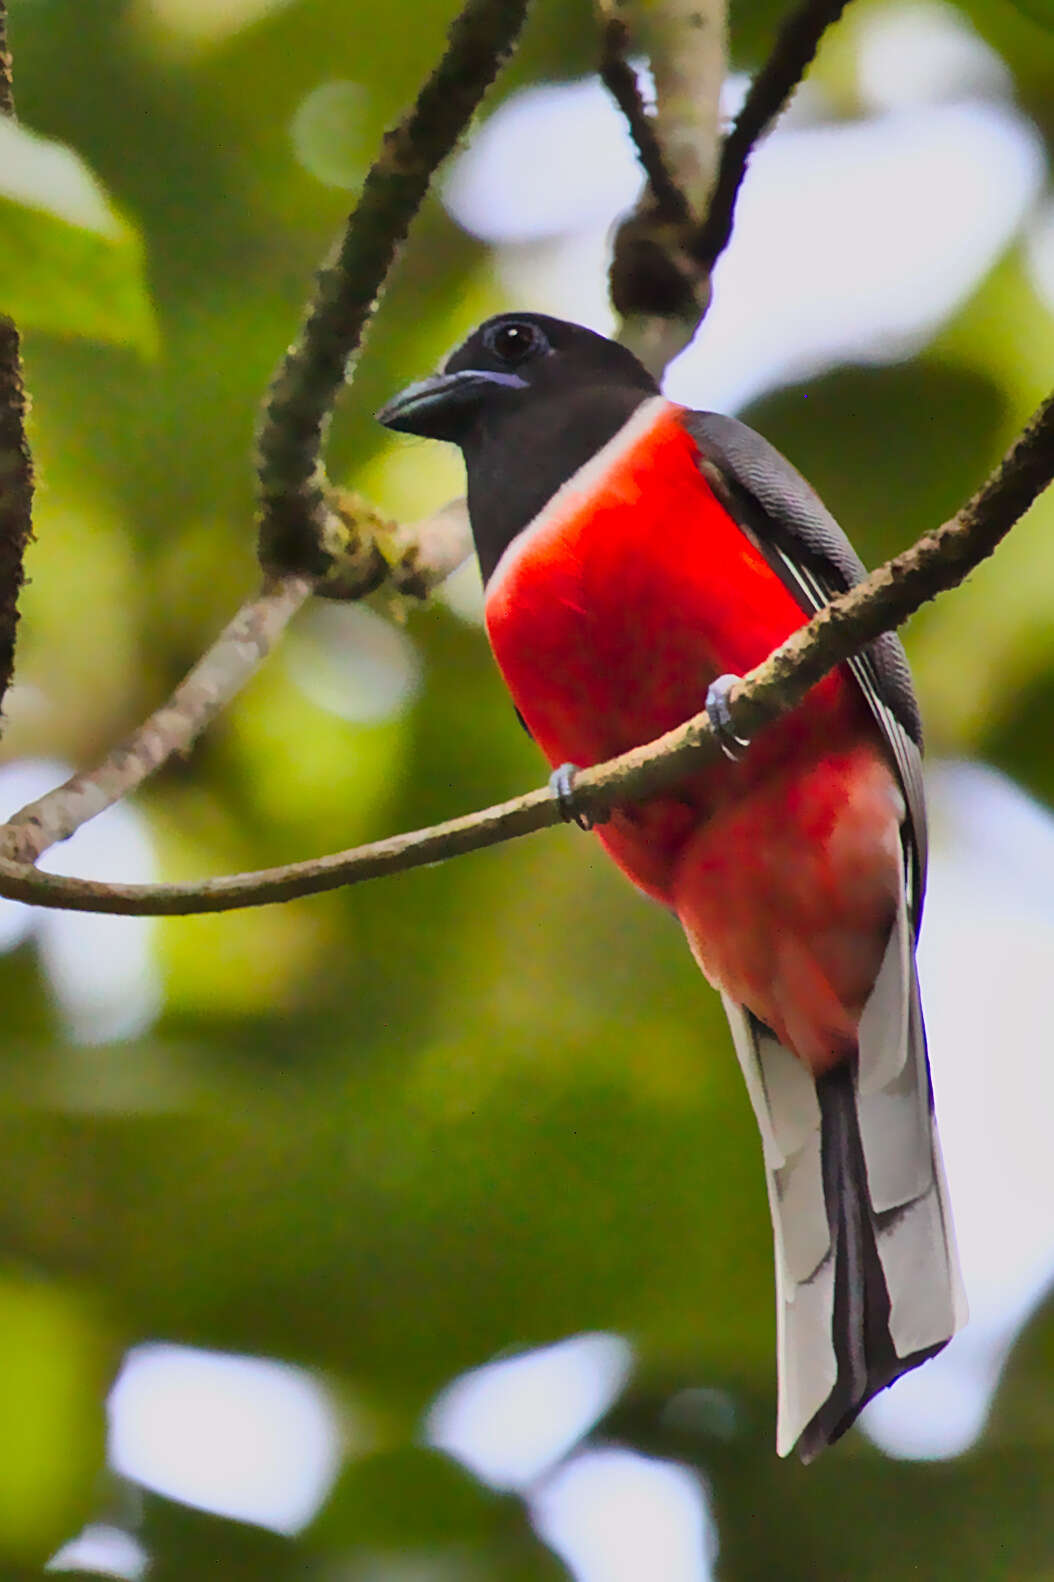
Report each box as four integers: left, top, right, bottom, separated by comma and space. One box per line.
1, 389, 1049, 916
256, 0, 530, 579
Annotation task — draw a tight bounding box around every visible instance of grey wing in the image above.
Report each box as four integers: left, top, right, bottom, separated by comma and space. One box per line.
684, 410, 927, 928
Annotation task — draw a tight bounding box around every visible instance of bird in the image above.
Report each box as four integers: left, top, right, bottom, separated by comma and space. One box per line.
377, 311, 966, 1461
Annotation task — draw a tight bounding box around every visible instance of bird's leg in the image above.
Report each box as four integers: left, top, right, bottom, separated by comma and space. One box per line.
706, 673, 752, 762
549, 763, 606, 830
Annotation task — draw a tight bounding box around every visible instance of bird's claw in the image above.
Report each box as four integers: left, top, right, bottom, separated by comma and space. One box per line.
706, 674, 751, 762
549, 763, 602, 830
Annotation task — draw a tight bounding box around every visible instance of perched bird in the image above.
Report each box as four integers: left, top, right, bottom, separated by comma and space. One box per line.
377, 312, 965, 1461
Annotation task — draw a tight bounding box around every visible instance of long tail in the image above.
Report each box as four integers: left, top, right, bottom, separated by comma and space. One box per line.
721, 874, 966, 1461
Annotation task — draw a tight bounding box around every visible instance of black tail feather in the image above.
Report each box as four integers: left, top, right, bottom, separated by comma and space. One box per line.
797, 1061, 941, 1464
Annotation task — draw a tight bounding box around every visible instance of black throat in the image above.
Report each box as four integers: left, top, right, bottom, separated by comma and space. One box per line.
462, 384, 653, 585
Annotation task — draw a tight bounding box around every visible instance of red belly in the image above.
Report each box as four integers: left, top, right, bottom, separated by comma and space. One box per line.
483, 404, 901, 1070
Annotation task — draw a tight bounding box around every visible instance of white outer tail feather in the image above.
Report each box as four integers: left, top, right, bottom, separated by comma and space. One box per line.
721, 859, 966, 1459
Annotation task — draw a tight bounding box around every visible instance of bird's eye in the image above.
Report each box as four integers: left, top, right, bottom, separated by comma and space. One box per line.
486, 321, 546, 365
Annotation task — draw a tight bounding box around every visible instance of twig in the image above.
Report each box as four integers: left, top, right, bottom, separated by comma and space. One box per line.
0, 0, 14, 119
601, 0, 728, 376
1, 390, 1049, 916
693, 0, 853, 267
0, 499, 474, 867
0, 323, 32, 722
256, 0, 531, 581
603, 0, 856, 369
0, 574, 315, 864
599, 16, 690, 225
0, 1, 35, 722
603, 0, 727, 219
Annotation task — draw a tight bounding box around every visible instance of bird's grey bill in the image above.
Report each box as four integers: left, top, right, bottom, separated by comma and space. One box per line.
376, 368, 528, 433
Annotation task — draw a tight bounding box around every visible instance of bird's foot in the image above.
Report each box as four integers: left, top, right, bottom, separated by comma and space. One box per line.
706, 674, 751, 762
549, 763, 604, 830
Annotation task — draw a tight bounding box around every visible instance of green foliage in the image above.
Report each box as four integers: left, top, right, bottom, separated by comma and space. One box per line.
0, 1277, 111, 1562
0, 0, 1051, 1578
0, 120, 156, 352
1003, 0, 1054, 31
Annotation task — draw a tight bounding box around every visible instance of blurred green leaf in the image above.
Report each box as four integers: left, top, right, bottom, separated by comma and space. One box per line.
0, 1275, 112, 1563
714, 1442, 1054, 1579
982, 667, 1054, 806
0, 120, 157, 352
913, 252, 1054, 764
309, 1449, 574, 1580
310, 1446, 511, 1548
142, 1494, 300, 1582
1004, 0, 1054, 28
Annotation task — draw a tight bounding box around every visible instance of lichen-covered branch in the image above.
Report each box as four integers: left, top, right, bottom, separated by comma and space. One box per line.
1, 389, 1049, 916
378, 497, 473, 602
256, 0, 530, 581
0, 2, 35, 722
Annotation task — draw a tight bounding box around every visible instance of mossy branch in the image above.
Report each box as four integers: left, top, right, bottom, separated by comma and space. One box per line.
256, 0, 530, 581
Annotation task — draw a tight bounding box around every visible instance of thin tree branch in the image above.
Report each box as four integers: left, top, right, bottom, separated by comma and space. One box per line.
0, 1, 35, 723
0, 1, 14, 120
603, 0, 727, 219
604, 0, 856, 372
600, 0, 728, 377
693, 0, 853, 268
256, 0, 530, 582
599, 16, 690, 226
0, 323, 32, 721
0, 500, 473, 867
0, 574, 314, 865
1, 390, 1049, 916
0, 3, 509, 858
378, 497, 473, 601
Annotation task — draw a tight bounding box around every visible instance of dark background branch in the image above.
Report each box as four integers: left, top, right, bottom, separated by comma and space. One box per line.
693, 0, 853, 267
605, 0, 856, 336
0, 1, 14, 119
599, 16, 691, 225
0, 1, 35, 724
